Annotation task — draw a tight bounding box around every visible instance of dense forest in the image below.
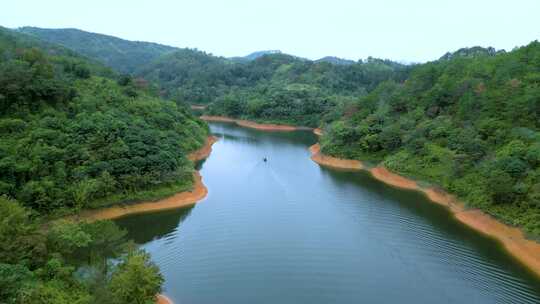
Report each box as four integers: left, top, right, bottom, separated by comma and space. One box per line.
0, 27, 207, 303
137, 47, 411, 120
321, 42, 540, 236
21, 27, 411, 126
19, 27, 178, 74
205, 56, 410, 126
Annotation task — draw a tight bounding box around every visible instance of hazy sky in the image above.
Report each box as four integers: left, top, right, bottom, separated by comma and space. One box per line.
2, 0, 539, 62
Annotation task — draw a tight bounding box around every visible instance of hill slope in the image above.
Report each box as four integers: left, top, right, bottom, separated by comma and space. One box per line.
0, 27, 207, 214
321, 41, 540, 235
315, 56, 355, 65
0, 26, 206, 304
230, 50, 283, 62
18, 26, 178, 73
14, 26, 410, 125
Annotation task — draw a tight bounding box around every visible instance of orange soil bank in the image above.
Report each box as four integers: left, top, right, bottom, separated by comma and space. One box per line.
370, 167, 418, 191
77, 136, 217, 222
309, 144, 364, 171
190, 104, 207, 110
200, 115, 302, 131
78, 172, 207, 221
309, 143, 540, 277
188, 136, 218, 162
156, 294, 173, 304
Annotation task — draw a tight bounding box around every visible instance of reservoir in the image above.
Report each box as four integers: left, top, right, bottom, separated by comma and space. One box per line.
116, 122, 540, 304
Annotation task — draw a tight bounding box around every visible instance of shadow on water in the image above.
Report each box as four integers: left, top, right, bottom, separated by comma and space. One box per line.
318, 166, 540, 287
210, 121, 317, 147
115, 205, 195, 244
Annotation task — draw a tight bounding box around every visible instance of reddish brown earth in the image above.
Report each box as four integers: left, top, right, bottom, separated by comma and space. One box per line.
188, 136, 218, 162
309, 143, 540, 277
156, 294, 173, 304
200, 115, 302, 131
190, 104, 207, 110
309, 144, 364, 171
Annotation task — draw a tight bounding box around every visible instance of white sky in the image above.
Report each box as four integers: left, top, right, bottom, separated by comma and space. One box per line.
2, 0, 539, 62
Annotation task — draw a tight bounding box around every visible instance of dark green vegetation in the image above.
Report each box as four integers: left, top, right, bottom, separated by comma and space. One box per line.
321, 43, 540, 236
0, 27, 208, 215
0, 27, 208, 303
229, 50, 283, 62
136, 48, 234, 105
19, 27, 178, 74
20, 27, 410, 127
205, 56, 409, 127
0, 196, 163, 304
315, 56, 356, 65
138, 50, 409, 127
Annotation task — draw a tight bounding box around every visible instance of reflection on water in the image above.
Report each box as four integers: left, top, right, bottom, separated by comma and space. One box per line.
116, 206, 194, 244
115, 122, 540, 304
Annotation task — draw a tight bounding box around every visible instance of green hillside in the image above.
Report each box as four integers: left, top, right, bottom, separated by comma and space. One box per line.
321, 42, 540, 236
206, 55, 410, 127
14, 27, 411, 127
0, 27, 208, 215
0, 27, 210, 304
19, 27, 178, 73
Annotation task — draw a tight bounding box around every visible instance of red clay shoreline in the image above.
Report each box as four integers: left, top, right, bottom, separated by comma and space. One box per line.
75, 136, 218, 222
310, 143, 540, 277
200, 115, 313, 131
313, 128, 323, 136
156, 294, 173, 304
74, 136, 217, 304
190, 104, 207, 110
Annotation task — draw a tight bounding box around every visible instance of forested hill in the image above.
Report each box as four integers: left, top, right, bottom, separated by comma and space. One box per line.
230, 50, 284, 62
315, 56, 355, 65
14, 27, 410, 121
134, 47, 410, 128
321, 41, 540, 236
18, 26, 179, 73
135, 48, 234, 103
205, 56, 410, 127
1, 27, 208, 303
0, 27, 208, 214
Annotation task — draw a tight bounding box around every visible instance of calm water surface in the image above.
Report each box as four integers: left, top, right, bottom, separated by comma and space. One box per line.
116, 122, 540, 304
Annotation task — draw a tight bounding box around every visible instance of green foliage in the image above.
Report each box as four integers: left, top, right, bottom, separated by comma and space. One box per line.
108, 250, 163, 304
0, 196, 44, 266
204, 57, 409, 127
14, 27, 411, 127
323, 42, 540, 236
19, 27, 177, 74
47, 220, 93, 257
0, 198, 162, 304
0, 28, 208, 214
0, 263, 34, 303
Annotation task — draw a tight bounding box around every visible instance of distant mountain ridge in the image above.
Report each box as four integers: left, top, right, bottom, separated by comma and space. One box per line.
315, 56, 355, 65
244, 50, 282, 60
439, 46, 505, 61
230, 50, 283, 62
18, 27, 179, 73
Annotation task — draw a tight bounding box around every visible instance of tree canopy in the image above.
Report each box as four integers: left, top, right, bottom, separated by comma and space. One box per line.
321, 42, 540, 235
0, 27, 208, 214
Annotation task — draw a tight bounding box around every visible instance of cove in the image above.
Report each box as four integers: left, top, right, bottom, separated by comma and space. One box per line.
116, 122, 540, 304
